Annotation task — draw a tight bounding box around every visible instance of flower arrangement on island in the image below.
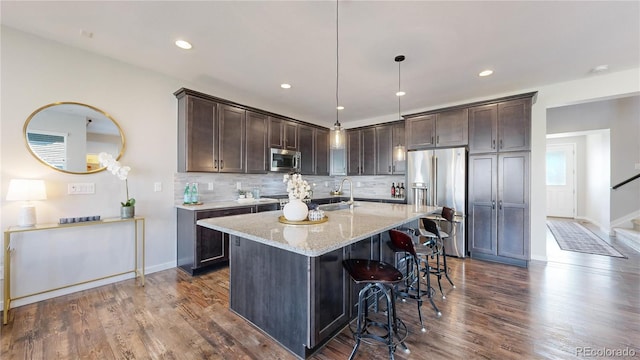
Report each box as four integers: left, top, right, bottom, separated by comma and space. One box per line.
98, 152, 135, 207
283, 173, 311, 200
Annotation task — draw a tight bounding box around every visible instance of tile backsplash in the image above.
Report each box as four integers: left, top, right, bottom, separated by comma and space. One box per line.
174, 173, 406, 204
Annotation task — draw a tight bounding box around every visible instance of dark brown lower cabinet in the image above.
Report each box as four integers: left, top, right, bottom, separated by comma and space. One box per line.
177, 204, 278, 275
229, 224, 412, 359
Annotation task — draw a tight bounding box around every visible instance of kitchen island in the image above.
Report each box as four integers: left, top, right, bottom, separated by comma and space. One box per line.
197, 202, 438, 359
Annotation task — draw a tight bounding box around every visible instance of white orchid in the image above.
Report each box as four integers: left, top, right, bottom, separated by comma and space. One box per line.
99, 152, 135, 207
283, 173, 311, 200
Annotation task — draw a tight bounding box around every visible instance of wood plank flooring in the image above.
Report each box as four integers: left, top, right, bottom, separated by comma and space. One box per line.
2, 227, 639, 359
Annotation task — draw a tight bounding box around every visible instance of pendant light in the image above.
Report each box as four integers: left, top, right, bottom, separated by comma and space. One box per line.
394, 55, 406, 161
330, 0, 345, 149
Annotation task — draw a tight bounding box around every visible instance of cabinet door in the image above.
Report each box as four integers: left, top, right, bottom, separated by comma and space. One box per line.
330, 148, 347, 176
376, 124, 393, 175
218, 104, 245, 173
185, 96, 217, 172
497, 152, 530, 260
315, 128, 330, 175
468, 154, 498, 255
498, 99, 531, 152
435, 108, 468, 147
196, 207, 253, 268
298, 124, 315, 174
311, 247, 349, 346
347, 130, 361, 175
246, 111, 268, 173
361, 128, 376, 175
268, 116, 284, 148
392, 122, 406, 174
284, 121, 298, 151
468, 104, 498, 154
406, 115, 435, 150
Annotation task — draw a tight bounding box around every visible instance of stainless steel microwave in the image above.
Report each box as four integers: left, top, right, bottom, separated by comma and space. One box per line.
270, 148, 301, 172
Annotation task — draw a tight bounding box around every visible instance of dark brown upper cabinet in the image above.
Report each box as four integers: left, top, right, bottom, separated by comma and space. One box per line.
406, 108, 468, 150
315, 128, 330, 175
375, 122, 405, 175
176, 94, 245, 173
469, 98, 531, 154
245, 111, 268, 173
269, 116, 298, 151
177, 94, 217, 172
347, 128, 376, 175
298, 124, 315, 175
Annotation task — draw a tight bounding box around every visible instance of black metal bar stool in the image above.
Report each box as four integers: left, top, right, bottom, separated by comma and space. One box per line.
342, 259, 409, 360
419, 211, 455, 299
388, 229, 441, 332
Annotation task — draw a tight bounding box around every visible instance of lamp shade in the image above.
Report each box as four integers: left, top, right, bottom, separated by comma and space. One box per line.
6, 179, 47, 201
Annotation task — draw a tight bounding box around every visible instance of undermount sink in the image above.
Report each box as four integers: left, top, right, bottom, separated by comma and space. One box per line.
318, 202, 359, 211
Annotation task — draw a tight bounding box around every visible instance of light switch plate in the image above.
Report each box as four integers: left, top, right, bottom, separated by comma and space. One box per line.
154, 182, 162, 192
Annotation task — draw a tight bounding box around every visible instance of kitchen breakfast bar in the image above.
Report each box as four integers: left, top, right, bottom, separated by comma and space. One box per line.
197, 202, 438, 358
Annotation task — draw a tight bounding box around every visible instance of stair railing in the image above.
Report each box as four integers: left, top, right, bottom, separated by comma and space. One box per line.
612, 173, 640, 190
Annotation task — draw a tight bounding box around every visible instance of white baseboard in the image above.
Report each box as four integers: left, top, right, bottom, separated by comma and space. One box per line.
531, 254, 548, 262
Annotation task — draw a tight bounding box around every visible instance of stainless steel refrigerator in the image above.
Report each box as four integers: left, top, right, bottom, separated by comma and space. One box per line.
407, 147, 467, 257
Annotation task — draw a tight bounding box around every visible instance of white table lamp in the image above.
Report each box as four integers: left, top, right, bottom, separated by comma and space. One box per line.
6, 179, 47, 227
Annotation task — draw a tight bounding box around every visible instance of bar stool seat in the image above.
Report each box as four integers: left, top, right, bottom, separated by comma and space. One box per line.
343, 259, 409, 360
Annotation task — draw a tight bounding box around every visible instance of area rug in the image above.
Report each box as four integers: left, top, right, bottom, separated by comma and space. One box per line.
546, 219, 626, 258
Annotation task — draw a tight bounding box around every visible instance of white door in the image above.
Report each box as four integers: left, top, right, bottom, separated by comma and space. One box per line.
546, 143, 576, 217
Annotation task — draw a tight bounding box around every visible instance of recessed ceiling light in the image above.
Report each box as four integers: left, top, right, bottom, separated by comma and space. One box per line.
280, 83, 292, 89
175, 40, 192, 50
479, 70, 493, 77
396, 91, 406, 97
337, 106, 344, 110
591, 64, 609, 73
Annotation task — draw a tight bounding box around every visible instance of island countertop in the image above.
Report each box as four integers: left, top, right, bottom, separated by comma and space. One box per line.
197, 202, 439, 257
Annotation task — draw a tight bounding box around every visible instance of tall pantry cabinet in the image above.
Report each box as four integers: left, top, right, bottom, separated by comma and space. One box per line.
467, 93, 535, 267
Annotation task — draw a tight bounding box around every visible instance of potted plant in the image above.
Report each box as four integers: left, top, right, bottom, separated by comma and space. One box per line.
99, 152, 135, 218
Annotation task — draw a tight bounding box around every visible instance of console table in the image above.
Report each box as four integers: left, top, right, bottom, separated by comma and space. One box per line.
3, 217, 145, 325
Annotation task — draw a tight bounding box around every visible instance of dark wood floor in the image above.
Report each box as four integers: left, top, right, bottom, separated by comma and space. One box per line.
2, 225, 639, 359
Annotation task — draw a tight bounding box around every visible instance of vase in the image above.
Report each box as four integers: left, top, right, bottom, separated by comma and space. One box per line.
282, 198, 309, 221
121, 205, 135, 219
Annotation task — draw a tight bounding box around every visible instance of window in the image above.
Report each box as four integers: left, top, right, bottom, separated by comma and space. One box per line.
27, 132, 67, 169
546, 150, 566, 186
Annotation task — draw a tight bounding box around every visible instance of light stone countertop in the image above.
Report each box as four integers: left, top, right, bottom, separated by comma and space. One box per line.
175, 198, 281, 211
197, 202, 439, 257
175, 196, 405, 211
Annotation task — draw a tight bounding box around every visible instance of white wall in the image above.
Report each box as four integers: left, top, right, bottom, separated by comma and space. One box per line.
0, 27, 195, 306
584, 131, 611, 230
530, 71, 639, 260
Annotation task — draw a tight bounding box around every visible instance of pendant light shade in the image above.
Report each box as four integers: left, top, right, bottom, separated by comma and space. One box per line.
394, 55, 406, 161
330, 0, 345, 149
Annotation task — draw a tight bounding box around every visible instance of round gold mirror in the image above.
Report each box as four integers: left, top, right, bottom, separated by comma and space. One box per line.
23, 102, 125, 174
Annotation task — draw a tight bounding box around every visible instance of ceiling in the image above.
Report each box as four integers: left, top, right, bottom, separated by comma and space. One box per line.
2, 1, 639, 128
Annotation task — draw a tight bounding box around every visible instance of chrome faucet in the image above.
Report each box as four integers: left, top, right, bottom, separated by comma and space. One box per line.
338, 177, 355, 209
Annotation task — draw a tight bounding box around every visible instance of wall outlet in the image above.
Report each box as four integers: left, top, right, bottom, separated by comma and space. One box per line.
236, 182, 242, 190
154, 182, 162, 192
68, 183, 95, 194
208, 182, 214, 191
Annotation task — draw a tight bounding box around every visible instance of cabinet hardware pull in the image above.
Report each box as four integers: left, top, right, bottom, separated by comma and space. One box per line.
437, 135, 439, 144
392, 165, 395, 172
500, 139, 503, 149
220, 160, 224, 169
492, 200, 496, 209
214, 159, 218, 169
499, 200, 503, 210
389, 165, 391, 172
431, 136, 434, 144
492, 139, 496, 149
